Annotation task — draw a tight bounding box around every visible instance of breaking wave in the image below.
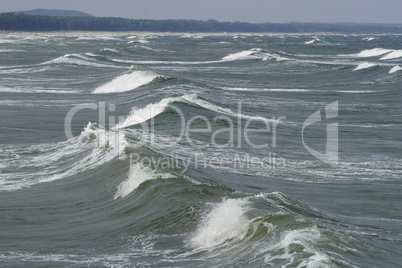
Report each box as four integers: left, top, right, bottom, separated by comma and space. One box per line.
0, 123, 128, 191
353, 62, 377, 71
93, 70, 163, 94
389, 65, 402, 74
115, 94, 270, 129
356, 48, 392, 58
355, 48, 402, 60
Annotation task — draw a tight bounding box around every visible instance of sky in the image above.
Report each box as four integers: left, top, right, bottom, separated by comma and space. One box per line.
2, 0, 402, 24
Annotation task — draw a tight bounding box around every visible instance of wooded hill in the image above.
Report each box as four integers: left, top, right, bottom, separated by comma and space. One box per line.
1, 12, 402, 33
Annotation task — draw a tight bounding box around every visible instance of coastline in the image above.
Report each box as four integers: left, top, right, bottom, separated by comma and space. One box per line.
2, 30, 400, 36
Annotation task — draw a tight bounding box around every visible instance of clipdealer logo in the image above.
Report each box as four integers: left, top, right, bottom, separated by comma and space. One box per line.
64, 100, 339, 168
302, 101, 338, 166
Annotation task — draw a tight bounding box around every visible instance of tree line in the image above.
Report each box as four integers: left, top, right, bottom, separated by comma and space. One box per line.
1, 12, 402, 33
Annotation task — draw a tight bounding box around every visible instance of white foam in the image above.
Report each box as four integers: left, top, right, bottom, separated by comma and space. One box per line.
222, 48, 262, 61
128, 39, 149, 44
41, 53, 116, 68
112, 58, 222, 65
76, 35, 120, 41
0, 87, 79, 94
262, 227, 333, 267
261, 53, 289, 61
356, 48, 392, 58
138, 39, 150, 44
304, 39, 319, 45
0, 49, 24, 53
223, 87, 311, 92
389, 65, 402, 74
189, 198, 250, 249
115, 97, 177, 128
353, 62, 376, 71
362, 37, 376, 41
336, 90, 378, 93
101, 48, 119, 53
114, 164, 157, 199
0, 122, 128, 191
78, 122, 128, 153
380, 50, 402, 60
280, 228, 331, 266
183, 94, 270, 122
93, 71, 160, 94
116, 94, 270, 129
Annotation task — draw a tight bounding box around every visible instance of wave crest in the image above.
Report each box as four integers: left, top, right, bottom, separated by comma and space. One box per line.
93, 70, 162, 94
189, 198, 250, 249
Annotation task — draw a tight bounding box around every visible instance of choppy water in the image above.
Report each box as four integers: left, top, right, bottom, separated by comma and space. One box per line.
0, 32, 401, 267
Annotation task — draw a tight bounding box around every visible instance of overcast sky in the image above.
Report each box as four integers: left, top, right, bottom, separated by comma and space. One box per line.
2, 0, 402, 24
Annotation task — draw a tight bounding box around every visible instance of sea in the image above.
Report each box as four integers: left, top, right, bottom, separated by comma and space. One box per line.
0, 32, 401, 267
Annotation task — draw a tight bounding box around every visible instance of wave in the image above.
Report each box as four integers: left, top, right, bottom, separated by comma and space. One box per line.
0, 49, 25, 53
0, 66, 54, 74
111, 58, 223, 65
266, 227, 332, 267
0, 87, 80, 94
101, 48, 119, 53
222, 49, 260, 61
353, 62, 377, 71
41, 53, 118, 68
114, 164, 174, 199
76, 35, 120, 41
362, 37, 376, 41
115, 96, 177, 128
304, 38, 320, 45
380, 50, 402, 60
114, 164, 157, 199
355, 48, 402, 60
128, 38, 150, 44
356, 48, 392, 58
335, 90, 379, 93
93, 70, 163, 94
223, 48, 290, 62
389, 65, 402, 74
186, 194, 344, 267
0, 123, 128, 191
222, 87, 312, 92
116, 94, 270, 129
189, 198, 250, 249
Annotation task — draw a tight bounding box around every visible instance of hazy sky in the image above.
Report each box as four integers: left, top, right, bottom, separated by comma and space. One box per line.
2, 0, 402, 24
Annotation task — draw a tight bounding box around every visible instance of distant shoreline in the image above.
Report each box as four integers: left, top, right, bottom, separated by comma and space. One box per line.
1, 13, 402, 34
2, 31, 402, 36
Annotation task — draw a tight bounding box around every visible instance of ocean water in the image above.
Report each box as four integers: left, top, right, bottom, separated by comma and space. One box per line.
0, 32, 401, 267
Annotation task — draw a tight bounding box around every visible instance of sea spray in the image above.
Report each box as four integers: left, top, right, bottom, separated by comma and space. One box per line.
189, 198, 250, 249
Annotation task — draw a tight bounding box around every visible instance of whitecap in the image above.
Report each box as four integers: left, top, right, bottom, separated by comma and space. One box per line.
101, 48, 119, 53
356, 48, 392, 58
380, 50, 402, 60
114, 164, 157, 199
41, 53, 117, 68
0, 87, 79, 94
353, 62, 376, 71
189, 198, 250, 249
93, 71, 161, 94
0, 122, 128, 191
115, 94, 271, 129
114, 97, 177, 128
223, 87, 311, 92
389, 65, 402, 74
304, 38, 319, 45
222, 48, 262, 61
362, 37, 376, 41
